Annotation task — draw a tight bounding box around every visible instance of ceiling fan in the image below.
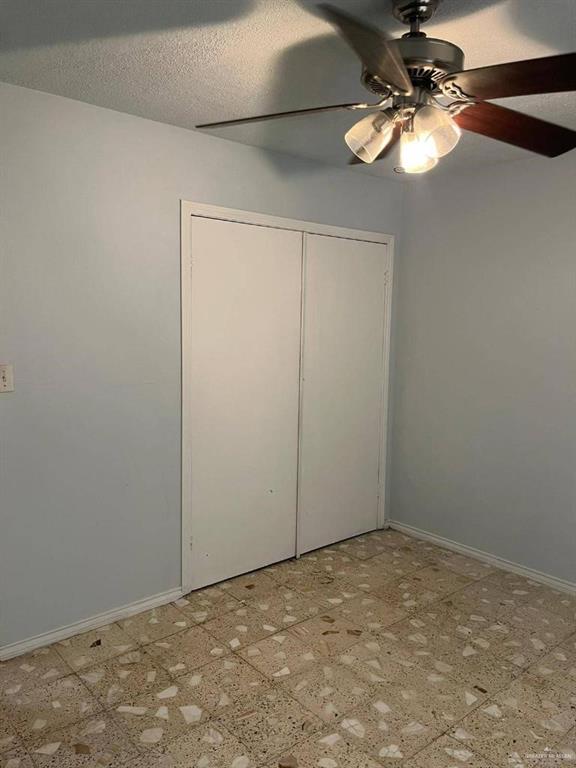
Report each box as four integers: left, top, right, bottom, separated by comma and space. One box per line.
197, 0, 576, 174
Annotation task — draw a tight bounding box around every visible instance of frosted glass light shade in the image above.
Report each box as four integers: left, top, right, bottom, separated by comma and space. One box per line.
414, 105, 461, 158
399, 132, 438, 174
345, 111, 396, 163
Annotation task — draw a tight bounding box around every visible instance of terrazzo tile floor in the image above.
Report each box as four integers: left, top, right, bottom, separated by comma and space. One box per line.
2, 529, 576, 767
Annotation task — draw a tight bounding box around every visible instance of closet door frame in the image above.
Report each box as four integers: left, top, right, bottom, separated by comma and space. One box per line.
181, 200, 394, 590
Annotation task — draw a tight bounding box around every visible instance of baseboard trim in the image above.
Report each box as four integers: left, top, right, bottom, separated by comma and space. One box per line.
389, 521, 576, 595
0, 587, 185, 661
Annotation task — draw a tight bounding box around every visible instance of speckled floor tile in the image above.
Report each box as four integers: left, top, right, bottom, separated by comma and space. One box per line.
370, 549, 431, 577
377, 578, 444, 613
338, 638, 421, 685
157, 721, 257, 767
27, 714, 140, 767
333, 594, 406, 632
345, 560, 418, 593
494, 632, 554, 669
0, 648, 71, 696
533, 591, 576, 624
524, 647, 576, 691
281, 662, 373, 723
1, 676, 101, 744
432, 552, 495, 581
336, 697, 444, 764
289, 613, 368, 656
114, 681, 209, 749
203, 606, 279, 651
263, 729, 382, 767
238, 632, 318, 680
300, 549, 360, 579
0, 723, 20, 755
450, 699, 566, 766
503, 606, 575, 645
175, 657, 267, 713
443, 582, 521, 619
531, 730, 576, 768
335, 534, 391, 560
172, 586, 241, 625
77, 648, 172, 708
54, 625, 135, 671
216, 688, 322, 764
117, 606, 189, 645
403, 734, 495, 768
408, 566, 473, 597
382, 666, 488, 728
262, 558, 318, 584
0, 748, 33, 768
246, 586, 321, 627
220, 571, 279, 601
143, 626, 229, 676
493, 678, 576, 732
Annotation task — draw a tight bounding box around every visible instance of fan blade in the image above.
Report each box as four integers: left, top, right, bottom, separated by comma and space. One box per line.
197, 102, 361, 129
318, 3, 412, 96
441, 52, 576, 101
453, 101, 576, 157
348, 123, 402, 164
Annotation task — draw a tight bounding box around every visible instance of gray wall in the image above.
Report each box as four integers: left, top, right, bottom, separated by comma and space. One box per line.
391, 154, 576, 583
0, 83, 404, 648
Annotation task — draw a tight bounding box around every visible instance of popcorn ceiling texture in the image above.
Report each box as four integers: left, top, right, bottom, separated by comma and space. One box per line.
0, 0, 574, 177
1, 529, 575, 767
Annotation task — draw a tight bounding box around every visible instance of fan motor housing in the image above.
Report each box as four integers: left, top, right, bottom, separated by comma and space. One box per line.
397, 36, 464, 87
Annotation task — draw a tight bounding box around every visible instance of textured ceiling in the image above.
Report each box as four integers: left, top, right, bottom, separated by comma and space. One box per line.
0, 0, 575, 179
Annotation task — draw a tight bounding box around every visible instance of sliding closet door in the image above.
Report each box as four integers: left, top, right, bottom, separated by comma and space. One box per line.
189, 217, 302, 588
298, 234, 389, 553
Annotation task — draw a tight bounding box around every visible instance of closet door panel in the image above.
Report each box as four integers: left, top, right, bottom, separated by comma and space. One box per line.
298, 234, 388, 553
189, 217, 302, 588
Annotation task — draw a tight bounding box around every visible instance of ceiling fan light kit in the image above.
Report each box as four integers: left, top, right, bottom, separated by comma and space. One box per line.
197, 0, 576, 175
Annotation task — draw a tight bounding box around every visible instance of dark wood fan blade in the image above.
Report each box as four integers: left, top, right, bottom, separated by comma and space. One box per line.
441, 52, 576, 101
318, 3, 412, 96
197, 102, 361, 128
454, 101, 576, 157
348, 123, 402, 164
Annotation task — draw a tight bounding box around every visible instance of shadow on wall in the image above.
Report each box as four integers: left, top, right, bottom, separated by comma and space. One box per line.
0, 0, 254, 51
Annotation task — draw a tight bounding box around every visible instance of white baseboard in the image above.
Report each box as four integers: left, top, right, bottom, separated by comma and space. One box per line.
389, 520, 576, 595
0, 587, 184, 661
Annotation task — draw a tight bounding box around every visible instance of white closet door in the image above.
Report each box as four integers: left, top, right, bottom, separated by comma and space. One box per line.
189, 217, 302, 588
298, 234, 389, 553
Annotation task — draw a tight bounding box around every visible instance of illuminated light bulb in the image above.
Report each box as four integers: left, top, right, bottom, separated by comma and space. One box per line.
345, 110, 396, 163
398, 131, 438, 174
414, 105, 461, 158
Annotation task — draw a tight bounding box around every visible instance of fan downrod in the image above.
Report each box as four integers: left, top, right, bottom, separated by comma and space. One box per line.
391, 0, 441, 33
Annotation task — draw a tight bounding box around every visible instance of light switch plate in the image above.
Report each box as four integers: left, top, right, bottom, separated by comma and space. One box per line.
0, 364, 14, 392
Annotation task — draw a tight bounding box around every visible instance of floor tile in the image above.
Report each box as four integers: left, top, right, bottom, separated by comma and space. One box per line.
157, 721, 257, 767
1, 675, 101, 744
336, 697, 443, 764
117, 606, 190, 645
450, 698, 566, 766
408, 565, 473, 597
0, 748, 34, 768
203, 606, 279, 651
0, 722, 20, 755
114, 680, 210, 749
335, 534, 391, 560
493, 677, 576, 732
217, 688, 322, 764
143, 626, 229, 676
523, 647, 576, 691
172, 586, 241, 625
281, 662, 373, 724
503, 606, 575, 645
246, 586, 321, 627
333, 594, 406, 632
77, 648, 172, 708
300, 549, 360, 579
403, 734, 495, 768
289, 613, 368, 656
432, 551, 495, 581
494, 631, 554, 669
54, 624, 135, 671
0, 648, 71, 696
338, 638, 421, 685
175, 657, 268, 713
26, 714, 140, 767
377, 578, 445, 612
263, 729, 382, 767
238, 632, 318, 680
220, 571, 279, 601
533, 591, 576, 624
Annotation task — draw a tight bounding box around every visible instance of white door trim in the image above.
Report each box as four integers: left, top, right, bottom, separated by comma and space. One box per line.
181, 200, 395, 589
